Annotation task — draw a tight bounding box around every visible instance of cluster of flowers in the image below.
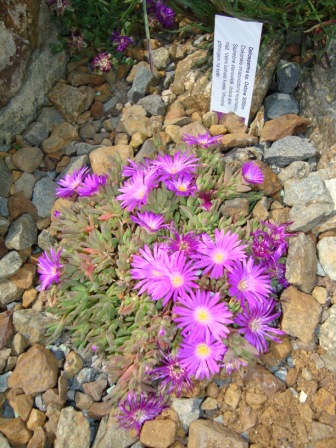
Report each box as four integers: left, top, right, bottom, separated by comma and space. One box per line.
146, 0, 176, 28
37, 132, 292, 433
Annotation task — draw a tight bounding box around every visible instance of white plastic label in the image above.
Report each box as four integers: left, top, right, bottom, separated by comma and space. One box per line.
210, 15, 263, 124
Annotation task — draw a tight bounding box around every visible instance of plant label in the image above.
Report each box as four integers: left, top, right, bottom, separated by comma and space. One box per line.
210, 15, 263, 124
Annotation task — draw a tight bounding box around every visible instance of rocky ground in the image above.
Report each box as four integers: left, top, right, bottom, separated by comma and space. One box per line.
0, 31, 336, 448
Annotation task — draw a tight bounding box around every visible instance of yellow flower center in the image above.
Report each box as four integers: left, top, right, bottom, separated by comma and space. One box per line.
213, 251, 224, 264
170, 167, 178, 174
171, 274, 184, 288
238, 279, 248, 291
136, 188, 147, 199
177, 185, 187, 191
196, 308, 210, 323
196, 343, 210, 358
250, 318, 261, 332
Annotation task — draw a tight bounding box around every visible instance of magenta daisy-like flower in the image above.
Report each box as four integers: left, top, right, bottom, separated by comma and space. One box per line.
111, 31, 133, 51
147, 0, 175, 28
117, 392, 167, 434
261, 220, 295, 255
193, 229, 247, 279
179, 336, 226, 380
173, 290, 233, 342
152, 151, 199, 180
149, 251, 200, 305
116, 170, 158, 211
242, 161, 264, 185
77, 174, 107, 197
37, 248, 63, 290
130, 211, 165, 233
164, 173, 198, 196
56, 166, 90, 198
234, 299, 285, 354
149, 349, 193, 397
92, 52, 113, 73
182, 132, 222, 149
251, 230, 275, 260
167, 230, 200, 256
228, 257, 273, 307
122, 158, 157, 179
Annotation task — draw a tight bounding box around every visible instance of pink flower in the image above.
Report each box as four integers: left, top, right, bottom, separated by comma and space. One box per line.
182, 132, 222, 149
153, 151, 199, 180
56, 166, 90, 198
164, 173, 197, 196
37, 248, 63, 290
116, 170, 158, 211
242, 162, 264, 185
92, 52, 113, 73
77, 174, 107, 197
130, 211, 165, 233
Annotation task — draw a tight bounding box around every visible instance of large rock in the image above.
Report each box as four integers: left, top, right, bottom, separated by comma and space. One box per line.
48, 82, 87, 123
55, 407, 90, 448
0, 251, 23, 281
171, 398, 202, 431
188, 420, 248, 448
140, 420, 176, 448
90, 145, 133, 175
32, 176, 56, 218
5, 213, 37, 250
0, 2, 67, 144
296, 39, 336, 154
92, 412, 138, 448
317, 237, 336, 281
0, 418, 32, 447
8, 343, 58, 394
12, 309, 56, 345
319, 305, 336, 356
0, 159, 13, 197
280, 286, 322, 346
264, 136, 316, 167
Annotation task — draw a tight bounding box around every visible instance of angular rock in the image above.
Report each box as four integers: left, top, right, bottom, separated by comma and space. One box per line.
9, 263, 35, 290
32, 177, 56, 218
23, 121, 50, 146
219, 112, 247, 133
117, 105, 151, 137
38, 107, 64, 132
9, 394, 33, 422
313, 388, 336, 415
319, 305, 336, 356
0, 279, 22, 305
244, 365, 286, 397
254, 160, 282, 195
152, 47, 169, 70
48, 82, 87, 123
284, 177, 333, 207
8, 344, 58, 394
318, 237, 336, 281
138, 94, 166, 116
0, 433, 11, 448
0, 159, 13, 198
5, 213, 37, 250
281, 286, 322, 345
27, 426, 47, 448
8, 191, 38, 220
260, 114, 311, 142
58, 155, 89, 178
38, 229, 56, 252
82, 378, 107, 402
0, 197, 8, 217
90, 145, 133, 175
188, 420, 248, 448
13, 172, 36, 199
0, 311, 14, 350
264, 136, 316, 167
289, 203, 334, 233
220, 133, 258, 150
127, 64, 159, 103
276, 60, 301, 94
140, 420, 176, 448
42, 122, 79, 154
12, 309, 56, 345
278, 161, 311, 183
171, 398, 202, 431
55, 407, 90, 448
264, 93, 299, 119
64, 351, 84, 379
285, 233, 317, 293
11, 146, 44, 173
0, 251, 23, 281
0, 418, 32, 446
87, 400, 113, 420
92, 412, 138, 448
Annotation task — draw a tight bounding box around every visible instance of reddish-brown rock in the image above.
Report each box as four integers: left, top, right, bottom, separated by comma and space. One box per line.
0, 418, 32, 446
219, 112, 248, 133
220, 133, 258, 150
0, 311, 14, 349
260, 114, 311, 142
90, 101, 104, 119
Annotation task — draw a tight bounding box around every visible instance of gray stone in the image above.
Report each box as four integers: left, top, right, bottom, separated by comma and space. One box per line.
134, 139, 156, 163
152, 47, 170, 70
296, 39, 336, 153
72, 368, 96, 391
188, 420, 248, 448
284, 177, 333, 207
0, 2, 68, 144
38, 106, 64, 131
0, 251, 23, 281
0, 279, 22, 305
0, 159, 13, 197
102, 97, 118, 113
13, 172, 35, 199
171, 397, 202, 431
320, 354, 336, 372
319, 305, 336, 356
75, 143, 99, 156
0, 218, 10, 236
289, 203, 334, 233
0, 197, 8, 217
57, 155, 89, 179
55, 407, 90, 448
48, 82, 87, 123
23, 121, 49, 146
0, 432, 11, 448
317, 237, 336, 281
127, 65, 159, 103
276, 59, 301, 94
264, 93, 299, 119
163, 71, 175, 89
138, 94, 166, 116
32, 176, 56, 218
79, 122, 96, 140
38, 229, 57, 252
278, 161, 311, 183
264, 136, 316, 167
285, 233, 317, 293
12, 309, 56, 344
11, 146, 44, 173
92, 413, 138, 448
0, 372, 11, 393
5, 213, 37, 250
